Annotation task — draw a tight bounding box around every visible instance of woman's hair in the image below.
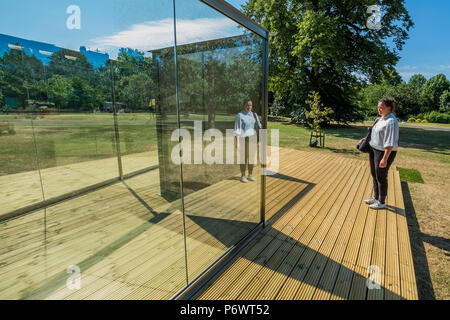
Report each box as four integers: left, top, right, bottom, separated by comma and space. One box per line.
379, 97, 395, 112
243, 98, 252, 106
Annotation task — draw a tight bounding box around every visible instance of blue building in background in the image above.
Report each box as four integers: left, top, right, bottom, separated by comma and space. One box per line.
0, 33, 109, 68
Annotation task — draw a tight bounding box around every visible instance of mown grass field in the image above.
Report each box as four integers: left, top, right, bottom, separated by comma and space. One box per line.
269, 118, 449, 300
0, 114, 157, 175
0, 112, 238, 175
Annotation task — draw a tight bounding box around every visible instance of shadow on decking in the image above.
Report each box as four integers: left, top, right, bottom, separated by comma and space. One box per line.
189, 221, 405, 300
189, 175, 407, 300
183, 172, 316, 248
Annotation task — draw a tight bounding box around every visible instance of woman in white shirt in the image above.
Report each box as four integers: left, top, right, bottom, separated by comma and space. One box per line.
358, 97, 399, 209
234, 99, 262, 183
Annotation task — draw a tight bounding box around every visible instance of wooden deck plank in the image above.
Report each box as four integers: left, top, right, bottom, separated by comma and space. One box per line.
393, 170, 419, 300
294, 166, 368, 299
384, 169, 402, 299
366, 179, 388, 300
313, 166, 371, 300
275, 163, 360, 300
45, 178, 262, 299
249, 165, 368, 299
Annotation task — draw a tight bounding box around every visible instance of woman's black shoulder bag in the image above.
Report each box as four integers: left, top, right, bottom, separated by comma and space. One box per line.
357, 118, 379, 153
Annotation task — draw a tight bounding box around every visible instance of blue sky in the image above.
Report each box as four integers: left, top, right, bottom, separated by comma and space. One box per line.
0, 0, 448, 80
0, 0, 242, 58
395, 0, 450, 81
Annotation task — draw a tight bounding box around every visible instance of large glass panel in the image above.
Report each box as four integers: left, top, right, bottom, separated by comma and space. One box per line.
174, 0, 264, 283
0, 0, 185, 299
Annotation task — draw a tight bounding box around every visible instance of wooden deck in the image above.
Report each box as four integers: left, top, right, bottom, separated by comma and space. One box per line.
0, 148, 418, 300
193, 149, 418, 300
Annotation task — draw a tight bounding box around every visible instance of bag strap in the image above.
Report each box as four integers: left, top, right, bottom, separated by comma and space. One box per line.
252, 111, 260, 140
252, 111, 261, 128
373, 118, 380, 127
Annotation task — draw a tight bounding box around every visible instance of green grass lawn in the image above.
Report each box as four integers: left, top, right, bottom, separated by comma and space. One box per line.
351, 121, 450, 129
397, 167, 425, 183
268, 120, 450, 165
393, 122, 450, 129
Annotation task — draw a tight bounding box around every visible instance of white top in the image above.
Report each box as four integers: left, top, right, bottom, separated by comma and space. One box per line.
369, 113, 400, 152
234, 110, 262, 137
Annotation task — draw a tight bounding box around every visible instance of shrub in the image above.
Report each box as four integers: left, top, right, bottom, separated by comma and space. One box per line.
424, 111, 450, 124
25, 106, 39, 113
290, 107, 307, 125
407, 117, 416, 123
415, 113, 425, 120
271, 97, 287, 116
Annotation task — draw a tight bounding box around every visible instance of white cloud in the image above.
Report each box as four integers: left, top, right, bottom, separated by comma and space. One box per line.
399, 71, 433, 80
89, 17, 240, 58
397, 65, 417, 71
439, 65, 450, 70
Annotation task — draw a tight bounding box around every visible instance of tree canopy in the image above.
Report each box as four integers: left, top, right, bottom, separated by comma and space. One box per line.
243, 0, 414, 122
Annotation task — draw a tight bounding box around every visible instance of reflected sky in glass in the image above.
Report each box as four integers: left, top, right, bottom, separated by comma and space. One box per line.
0, 0, 243, 58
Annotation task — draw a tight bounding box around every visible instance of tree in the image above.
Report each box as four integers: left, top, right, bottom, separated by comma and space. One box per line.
0, 49, 46, 107
116, 48, 153, 79
382, 67, 403, 86
48, 49, 95, 84
421, 74, 450, 112
242, 0, 414, 122
0, 69, 4, 107
118, 73, 153, 111
390, 83, 422, 118
440, 90, 450, 113
408, 74, 427, 92
68, 76, 97, 111
358, 82, 393, 117
359, 81, 422, 119
47, 75, 72, 109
